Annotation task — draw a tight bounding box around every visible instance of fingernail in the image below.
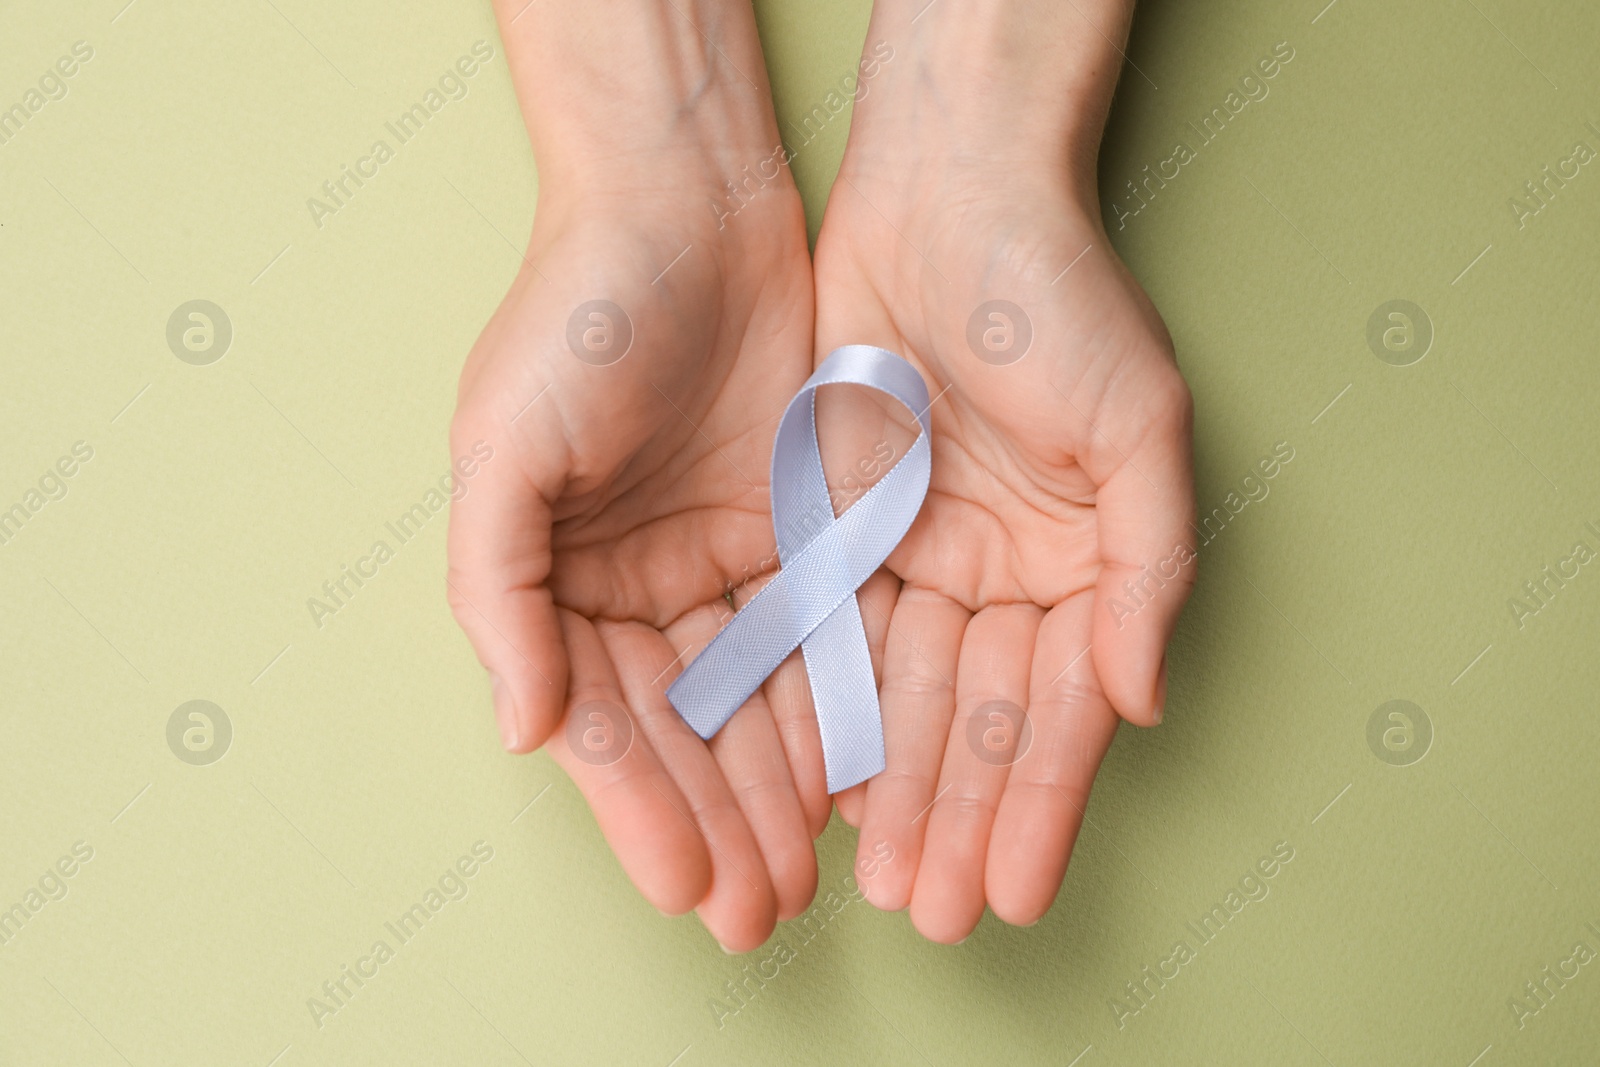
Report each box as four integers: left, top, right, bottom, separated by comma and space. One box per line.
490, 673, 520, 750
1152, 704, 1163, 725
719, 941, 739, 955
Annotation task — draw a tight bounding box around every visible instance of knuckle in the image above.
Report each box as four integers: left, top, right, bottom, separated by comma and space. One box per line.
1149, 367, 1194, 429
938, 788, 999, 824
882, 674, 954, 703
873, 766, 939, 797
448, 408, 494, 463
1048, 677, 1107, 711
444, 567, 485, 624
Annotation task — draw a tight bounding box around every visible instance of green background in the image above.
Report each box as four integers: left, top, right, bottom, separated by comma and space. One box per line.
3, 0, 1598, 1063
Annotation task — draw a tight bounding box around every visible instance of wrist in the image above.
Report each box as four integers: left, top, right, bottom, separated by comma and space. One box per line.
841, 0, 1134, 202
495, 0, 787, 203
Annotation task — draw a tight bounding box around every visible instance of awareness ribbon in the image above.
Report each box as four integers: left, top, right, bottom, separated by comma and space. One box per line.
667, 345, 932, 793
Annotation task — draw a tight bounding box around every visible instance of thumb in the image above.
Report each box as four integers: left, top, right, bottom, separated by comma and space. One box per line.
446, 398, 569, 752
1089, 369, 1195, 727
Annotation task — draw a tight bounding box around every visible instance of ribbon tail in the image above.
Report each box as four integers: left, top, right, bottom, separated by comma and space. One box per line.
801, 594, 886, 794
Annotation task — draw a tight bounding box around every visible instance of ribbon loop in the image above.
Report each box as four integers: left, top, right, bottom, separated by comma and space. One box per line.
667, 346, 932, 792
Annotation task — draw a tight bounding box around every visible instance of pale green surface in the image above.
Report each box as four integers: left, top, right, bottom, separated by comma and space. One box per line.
3, 1, 1598, 1064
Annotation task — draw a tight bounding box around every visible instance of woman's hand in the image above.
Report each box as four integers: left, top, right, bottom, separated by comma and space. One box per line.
811, 0, 1195, 943
446, 0, 828, 951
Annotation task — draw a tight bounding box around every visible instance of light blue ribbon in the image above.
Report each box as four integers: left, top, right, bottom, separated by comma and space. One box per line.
667, 345, 932, 793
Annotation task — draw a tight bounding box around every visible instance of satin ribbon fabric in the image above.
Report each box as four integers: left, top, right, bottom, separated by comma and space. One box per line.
667, 345, 932, 793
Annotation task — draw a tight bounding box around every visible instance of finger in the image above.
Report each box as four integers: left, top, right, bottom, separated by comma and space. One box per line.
544, 611, 709, 916
856, 568, 900, 691
1089, 365, 1196, 726
757, 564, 899, 835
835, 785, 866, 828
669, 604, 814, 931
748, 559, 828, 838
606, 618, 779, 952
985, 591, 1119, 926
709, 693, 818, 923
447, 401, 568, 752
761, 648, 831, 838
911, 602, 1043, 944
854, 587, 967, 912
833, 568, 902, 828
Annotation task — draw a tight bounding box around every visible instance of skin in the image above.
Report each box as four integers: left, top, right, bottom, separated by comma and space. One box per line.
817, 0, 1196, 943
448, 0, 1195, 949
448, 0, 828, 951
